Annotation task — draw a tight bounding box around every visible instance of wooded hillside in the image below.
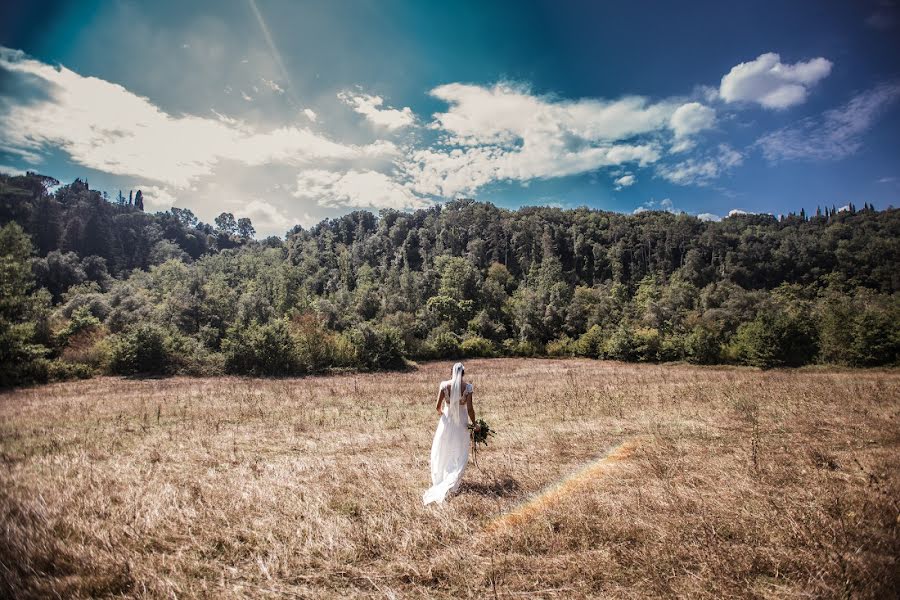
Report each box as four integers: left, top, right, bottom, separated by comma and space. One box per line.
1, 171, 897, 386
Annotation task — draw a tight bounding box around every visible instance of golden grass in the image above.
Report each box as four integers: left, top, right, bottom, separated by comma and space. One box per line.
1, 359, 898, 598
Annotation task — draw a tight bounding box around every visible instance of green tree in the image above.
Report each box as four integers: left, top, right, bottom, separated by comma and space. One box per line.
0, 223, 48, 386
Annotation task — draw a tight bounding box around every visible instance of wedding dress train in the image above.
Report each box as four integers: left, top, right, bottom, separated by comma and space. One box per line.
423, 367, 472, 505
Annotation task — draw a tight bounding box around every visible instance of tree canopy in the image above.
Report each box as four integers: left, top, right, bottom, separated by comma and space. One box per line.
0, 171, 897, 385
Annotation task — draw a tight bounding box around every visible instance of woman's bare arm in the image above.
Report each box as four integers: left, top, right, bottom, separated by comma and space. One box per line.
435, 387, 445, 414
466, 390, 477, 427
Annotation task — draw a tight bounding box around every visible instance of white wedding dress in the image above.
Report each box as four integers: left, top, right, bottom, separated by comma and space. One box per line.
423, 365, 473, 505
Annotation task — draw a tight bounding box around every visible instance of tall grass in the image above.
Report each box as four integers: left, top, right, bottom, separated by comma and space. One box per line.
1, 360, 897, 598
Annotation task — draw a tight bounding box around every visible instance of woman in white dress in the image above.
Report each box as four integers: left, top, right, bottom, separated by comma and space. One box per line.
423, 362, 480, 505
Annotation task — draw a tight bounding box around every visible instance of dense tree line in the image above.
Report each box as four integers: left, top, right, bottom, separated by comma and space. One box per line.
0, 171, 897, 386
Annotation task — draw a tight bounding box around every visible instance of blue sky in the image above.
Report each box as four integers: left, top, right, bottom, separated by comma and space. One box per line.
1, 0, 899, 236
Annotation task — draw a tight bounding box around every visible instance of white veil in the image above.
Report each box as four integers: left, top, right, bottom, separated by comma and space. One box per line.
445, 362, 464, 425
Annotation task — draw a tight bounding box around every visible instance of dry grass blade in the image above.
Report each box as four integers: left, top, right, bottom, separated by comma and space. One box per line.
1, 359, 898, 598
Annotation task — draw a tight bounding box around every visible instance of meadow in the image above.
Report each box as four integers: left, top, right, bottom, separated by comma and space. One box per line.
1, 359, 898, 599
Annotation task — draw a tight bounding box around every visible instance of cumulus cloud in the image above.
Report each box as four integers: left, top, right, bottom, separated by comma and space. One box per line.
757, 82, 900, 161
670, 102, 716, 138
244, 199, 295, 235
134, 184, 178, 211
657, 144, 743, 186
697, 212, 721, 222
634, 198, 675, 214
0, 48, 392, 187
429, 82, 678, 145
614, 174, 635, 190
719, 52, 832, 109
338, 91, 415, 130
401, 82, 689, 197
669, 102, 716, 153
727, 209, 754, 217
302, 108, 318, 122
294, 169, 430, 211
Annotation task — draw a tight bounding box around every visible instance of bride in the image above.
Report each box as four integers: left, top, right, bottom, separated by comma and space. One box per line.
423, 362, 480, 505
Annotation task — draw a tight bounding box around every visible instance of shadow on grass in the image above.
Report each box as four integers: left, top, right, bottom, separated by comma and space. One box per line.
458, 476, 521, 498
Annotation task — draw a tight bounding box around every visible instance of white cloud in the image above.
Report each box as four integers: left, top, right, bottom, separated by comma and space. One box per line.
244, 199, 294, 235
757, 83, 900, 161
658, 144, 743, 186
719, 52, 832, 109
294, 169, 430, 211
634, 198, 675, 214
727, 209, 754, 217
134, 184, 177, 211
241, 90, 253, 102
302, 108, 318, 122
0, 48, 395, 188
261, 78, 284, 93
697, 212, 721, 222
402, 82, 680, 197
669, 102, 716, 154
670, 102, 716, 138
614, 174, 635, 190
0, 164, 27, 176
429, 82, 677, 146
338, 91, 415, 130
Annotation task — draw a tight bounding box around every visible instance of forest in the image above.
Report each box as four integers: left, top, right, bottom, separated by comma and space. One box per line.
1, 171, 898, 387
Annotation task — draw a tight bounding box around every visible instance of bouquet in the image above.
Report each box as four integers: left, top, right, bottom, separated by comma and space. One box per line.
468, 418, 496, 446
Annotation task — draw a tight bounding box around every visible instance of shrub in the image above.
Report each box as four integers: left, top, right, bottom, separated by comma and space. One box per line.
573, 325, 605, 358
502, 338, 541, 357
347, 323, 406, 371
47, 359, 94, 381
633, 327, 661, 362
60, 327, 109, 369
604, 325, 638, 361
730, 304, 817, 368
460, 336, 495, 358
166, 333, 224, 376
291, 313, 356, 372
849, 308, 899, 366
222, 320, 301, 376
423, 326, 461, 359
57, 305, 102, 347
685, 323, 723, 364
545, 336, 574, 357
108, 323, 176, 375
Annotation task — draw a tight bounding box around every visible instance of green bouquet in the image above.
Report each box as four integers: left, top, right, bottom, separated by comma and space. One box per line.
468, 418, 496, 446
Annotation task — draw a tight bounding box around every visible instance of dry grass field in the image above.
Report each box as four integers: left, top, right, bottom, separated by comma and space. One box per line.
1, 359, 898, 599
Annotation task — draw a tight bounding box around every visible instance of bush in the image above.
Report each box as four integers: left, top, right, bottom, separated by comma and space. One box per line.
60, 327, 109, 369
633, 327, 661, 362
347, 323, 406, 371
730, 304, 817, 368
166, 333, 224, 375
502, 338, 541, 357
460, 336, 496, 358
684, 324, 723, 364
223, 320, 301, 376
849, 308, 899, 366
57, 305, 102, 347
47, 359, 94, 381
573, 325, 605, 358
108, 323, 176, 375
604, 325, 638, 361
423, 326, 461, 359
545, 336, 574, 357
291, 313, 356, 371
